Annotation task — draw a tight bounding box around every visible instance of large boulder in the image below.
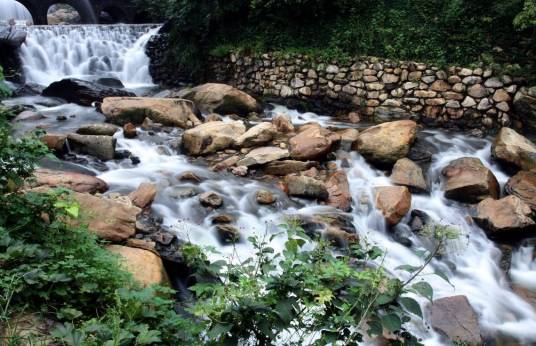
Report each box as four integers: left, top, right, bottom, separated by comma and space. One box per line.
74, 193, 141, 241
182, 121, 245, 155
284, 175, 328, 200
430, 295, 482, 345
289, 124, 340, 160
505, 171, 536, 211
374, 186, 412, 226
235, 122, 277, 148
514, 87, 536, 131
237, 147, 289, 167
179, 83, 262, 116
441, 157, 499, 203
100, 97, 201, 128
390, 158, 428, 192
30, 169, 107, 194
107, 245, 170, 287
66, 134, 116, 161
473, 196, 535, 238
42, 78, 134, 106
353, 120, 418, 166
272, 113, 295, 133
492, 127, 536, 171
326, 171, 352, 212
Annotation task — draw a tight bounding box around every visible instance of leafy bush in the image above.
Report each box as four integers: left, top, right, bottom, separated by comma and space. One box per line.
137, 0, 535, 81
0, 65, 12, 98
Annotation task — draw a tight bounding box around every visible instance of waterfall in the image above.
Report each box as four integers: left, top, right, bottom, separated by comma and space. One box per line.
0, 0, 33, 24
19, 24, 160, 88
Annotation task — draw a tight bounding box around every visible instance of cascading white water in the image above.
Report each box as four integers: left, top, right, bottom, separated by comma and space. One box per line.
0, 0, 33, 24
19, 25, 159, 88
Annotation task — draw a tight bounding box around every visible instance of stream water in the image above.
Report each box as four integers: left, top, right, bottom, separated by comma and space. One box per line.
3, 24, 536, 345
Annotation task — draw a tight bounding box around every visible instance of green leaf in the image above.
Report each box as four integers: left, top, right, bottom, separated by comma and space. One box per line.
367, 320, 383, 336
399, 297, 423, 318
207, 323, 232, 340
434, 269, 451, 284
411, 281, 433, 301
381, 313, 402, 332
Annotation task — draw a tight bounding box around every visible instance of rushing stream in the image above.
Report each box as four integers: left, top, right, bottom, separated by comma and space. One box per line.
3, 24, 536, 345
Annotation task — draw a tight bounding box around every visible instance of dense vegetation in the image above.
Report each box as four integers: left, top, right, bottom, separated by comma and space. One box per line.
137, 0, 536, 80
0, 100, 455, 344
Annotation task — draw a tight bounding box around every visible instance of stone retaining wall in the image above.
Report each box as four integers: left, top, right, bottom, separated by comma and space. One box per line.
209, 52, 522, 130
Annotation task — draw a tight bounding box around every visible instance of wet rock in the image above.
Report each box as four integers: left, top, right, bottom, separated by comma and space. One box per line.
285, 175, 328, 200
56, 115, 67, 121
67, 134, 116, 161
199, 191, 223, 208
151, 230, 175, 246
263, 160, 317, 175
76, 123, 119, 136
215, 225, 240, 243
473, 196, 535, 239
123, 123, 137, 138
204, 113, 222, 122
409, 209, 432, 232
126, 238, 157, 253
441, 157, 500, 203
101, 97, 201, 128
235, 122, 277, 148
256, 189, 276, 205
505, 171, 536, 211
390, 158, 428, 192
14, 110, 45, 122
42, 78, 134, 106
168, 187, 197, 199
178, 171, 203, 183
41, 133, 67, 152
129, 182, 157, 209
272, 113, 295, 133
135, 214, 161, 234
107, 245, 170, 287
375, 186, 412, 226
513, 87, 536, 131
492, 127, 536, 171
430, 295, 482, 345
237, 146, 289, 167
232, 165, 248, 176
179, 83, 262, 116
182, 121, 245, 155
337, 128, 360, 151
212, 214, 235, 224
73, 192, 141, 241
96, 77, 124, 88
325, 171, 352, 212
353, 120, 418, 166
289, 124, 340, 161
30, 168, 107, 194
324, 227, 359, 247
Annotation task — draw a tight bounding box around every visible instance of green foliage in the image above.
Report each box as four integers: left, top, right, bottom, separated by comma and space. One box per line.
0, 66, 11, 98
137, 0, 535, 81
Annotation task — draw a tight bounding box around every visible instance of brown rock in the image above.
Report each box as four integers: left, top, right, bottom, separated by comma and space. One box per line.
506, 171, 536, 211
430, 295, 482, 345
441, 157, 499, 203
215, 224, 240, 242
237, 146, 289, 167
430, 80, 450, 92
272, 113, 295, 133
290, 124, 340, 160
263, 160, 317, 175
285, 175, 328, 200
180, 83, 261, 116
128, 182, 157, 209
492, 127, 536, 171
74, 192, 141, 241
182, 121, 246, 155
325, 171, 352, 212
178, 171, 203, 183
337, 128, 360, 151
66, 134, 116, 161
474, 196, 535, 238
77, 123, 119, 136
101, 97, 201, 128
123, 123, 137, 138
256, 189, 277, 205
199, 191, 223, 208
390, 158, 428, 192
41, 133, 67, 152
375, 186, 412, 225
30, 169, 108, 194
107, 245, 170, 287
211, 214, 234, 224
353, 120, 418, 166
235, 122, 277, 148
